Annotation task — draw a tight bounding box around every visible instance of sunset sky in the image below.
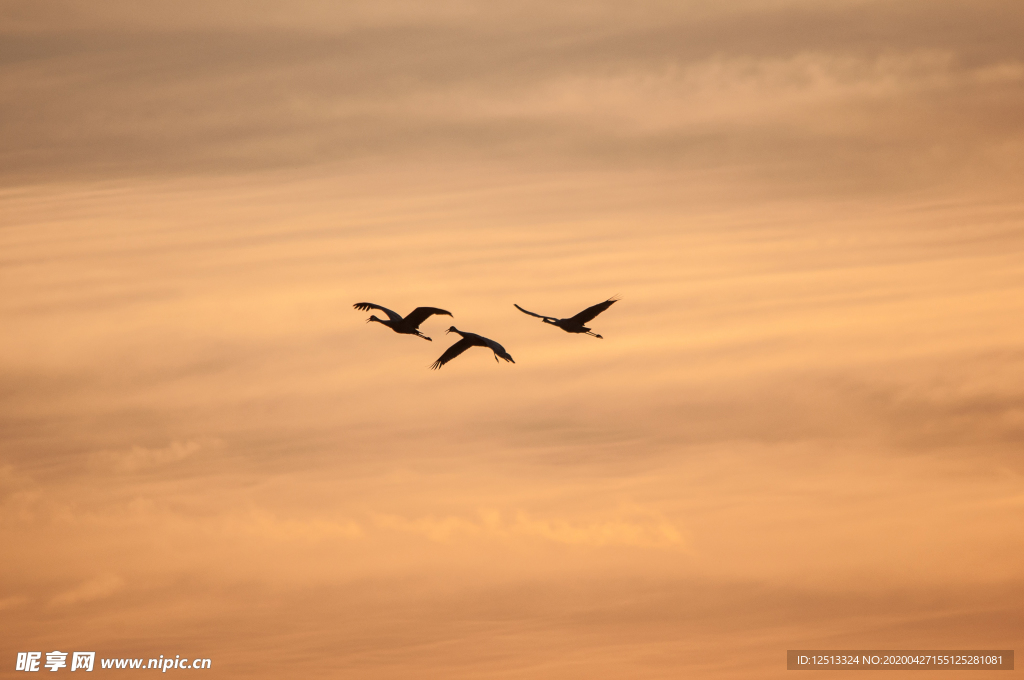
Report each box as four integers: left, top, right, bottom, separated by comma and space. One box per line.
2, 1, 1023, 677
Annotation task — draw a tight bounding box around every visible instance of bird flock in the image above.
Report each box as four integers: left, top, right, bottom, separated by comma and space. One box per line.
353, 298, 618, 369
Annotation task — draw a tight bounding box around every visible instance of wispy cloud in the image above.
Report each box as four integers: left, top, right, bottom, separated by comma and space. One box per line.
2, 2, 1022, 190
92, 440, 205, 473
375, 507, 686, 549
49, 575, 123, 607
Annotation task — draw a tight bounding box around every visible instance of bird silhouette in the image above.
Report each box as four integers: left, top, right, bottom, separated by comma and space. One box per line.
513, 298, 617, 338
431, 327, 515, 369
353, 302, 453, 341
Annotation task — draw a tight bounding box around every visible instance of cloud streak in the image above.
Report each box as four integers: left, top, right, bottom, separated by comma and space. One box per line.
2, 2, 1022, 191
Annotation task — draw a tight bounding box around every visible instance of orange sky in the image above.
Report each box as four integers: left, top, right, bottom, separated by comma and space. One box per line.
2, 2, 1023, 678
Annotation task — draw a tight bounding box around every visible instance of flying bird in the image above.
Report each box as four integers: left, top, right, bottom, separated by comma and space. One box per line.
513, 298, 617, 338
431, 327, 515, 369
353, 302, 453, 341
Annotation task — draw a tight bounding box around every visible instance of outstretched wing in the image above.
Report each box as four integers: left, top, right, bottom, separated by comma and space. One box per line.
353, 302, 401, 323
567, 298, 617, 325
514, 303, 556, 322
483, 337, 515, 364
430, 338, 474, 370
401, 306, 453, 331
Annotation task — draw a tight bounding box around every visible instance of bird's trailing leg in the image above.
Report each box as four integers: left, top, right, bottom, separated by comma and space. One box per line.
416, 332, 432, 341
586, 331, 603, 338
